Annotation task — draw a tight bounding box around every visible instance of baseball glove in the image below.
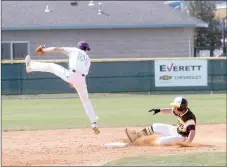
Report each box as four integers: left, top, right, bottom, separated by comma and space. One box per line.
35, 45, 46, 56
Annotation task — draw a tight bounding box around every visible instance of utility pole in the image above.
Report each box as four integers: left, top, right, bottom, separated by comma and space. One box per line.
223, 18, 227, 56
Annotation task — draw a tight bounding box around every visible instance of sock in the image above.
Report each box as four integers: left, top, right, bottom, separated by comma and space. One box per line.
137, 126, 154, 137
82, 100, 98, 124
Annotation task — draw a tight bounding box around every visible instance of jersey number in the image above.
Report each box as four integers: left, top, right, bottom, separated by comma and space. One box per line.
177, 122, 185, 131
77, 52, 89, 66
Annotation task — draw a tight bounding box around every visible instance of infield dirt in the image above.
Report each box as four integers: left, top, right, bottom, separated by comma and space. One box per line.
2, 124, 226, 166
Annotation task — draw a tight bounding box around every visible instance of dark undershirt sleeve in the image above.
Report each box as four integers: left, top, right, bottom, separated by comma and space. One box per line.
187, 125, 195, 132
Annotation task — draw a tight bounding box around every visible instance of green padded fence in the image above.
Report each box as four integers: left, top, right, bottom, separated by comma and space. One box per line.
1, 57, 226, 95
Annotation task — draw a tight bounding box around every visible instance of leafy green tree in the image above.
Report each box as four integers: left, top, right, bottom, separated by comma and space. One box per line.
188, 1, 222, 56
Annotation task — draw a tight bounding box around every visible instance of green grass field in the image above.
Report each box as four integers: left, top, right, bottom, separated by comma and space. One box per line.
104, 152, 227, 166
2, 93, 226, 131
2, 93, 226, 166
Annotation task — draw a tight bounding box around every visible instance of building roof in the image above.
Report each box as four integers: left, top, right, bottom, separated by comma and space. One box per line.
2, 1, 208, 30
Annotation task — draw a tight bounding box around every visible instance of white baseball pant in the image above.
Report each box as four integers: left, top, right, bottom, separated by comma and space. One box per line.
152, 123, 186, 145
28, 61, 99, 124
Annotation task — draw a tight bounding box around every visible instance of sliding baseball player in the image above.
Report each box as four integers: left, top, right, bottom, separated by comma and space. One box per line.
125, 97, 196, 145
25, 41, 100, 135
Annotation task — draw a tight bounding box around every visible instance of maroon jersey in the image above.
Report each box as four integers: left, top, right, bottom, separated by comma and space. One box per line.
172, 108, 196, 137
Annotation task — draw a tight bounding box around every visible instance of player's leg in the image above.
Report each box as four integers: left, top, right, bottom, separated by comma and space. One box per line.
125, 123, 177, 143
152, 123, 177, 136
157, 135, 186, 145
25, 55, 69, 82
125, 126, 155, 143
70, 74, 100, 134
151, 123, 186, 145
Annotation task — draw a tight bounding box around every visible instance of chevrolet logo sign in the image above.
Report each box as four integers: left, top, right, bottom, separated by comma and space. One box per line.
160, 75, 172, 80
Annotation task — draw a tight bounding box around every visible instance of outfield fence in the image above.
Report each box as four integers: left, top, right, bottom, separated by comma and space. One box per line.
1, 57, 226, 95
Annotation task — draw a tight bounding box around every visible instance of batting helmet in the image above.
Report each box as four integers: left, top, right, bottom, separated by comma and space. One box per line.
78, 41, 90, 51
170, 97, 188, 112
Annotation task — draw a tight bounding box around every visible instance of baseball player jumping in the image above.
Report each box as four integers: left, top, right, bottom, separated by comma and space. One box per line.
24, 41, 100, 135
125, 97, 196, 145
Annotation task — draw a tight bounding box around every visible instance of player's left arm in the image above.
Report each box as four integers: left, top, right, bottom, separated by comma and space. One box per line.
42, 47, 67, 54
35, 45, 79, 56
41, 46, 78, 55
185, 124, 196, 143
186, 129, 196, 143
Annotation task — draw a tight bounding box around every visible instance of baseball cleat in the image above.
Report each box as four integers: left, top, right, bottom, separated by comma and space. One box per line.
93, 127, 100, 135
25, 55, 32, 73
125, 128, 138, 143
92, 122, 100, 135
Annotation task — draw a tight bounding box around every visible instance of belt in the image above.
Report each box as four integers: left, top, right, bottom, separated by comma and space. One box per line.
71, 69, 85, 77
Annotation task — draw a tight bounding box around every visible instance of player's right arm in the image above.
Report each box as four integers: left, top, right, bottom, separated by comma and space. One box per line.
148, 108, 172, 115
160, 108, 172, 114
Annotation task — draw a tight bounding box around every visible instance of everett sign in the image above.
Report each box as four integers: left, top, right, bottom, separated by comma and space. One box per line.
154, 60, 208, 87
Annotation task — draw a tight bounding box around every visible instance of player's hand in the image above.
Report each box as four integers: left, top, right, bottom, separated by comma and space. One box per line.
148, 108, 160, 115
35, 45, 46, 56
